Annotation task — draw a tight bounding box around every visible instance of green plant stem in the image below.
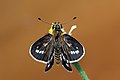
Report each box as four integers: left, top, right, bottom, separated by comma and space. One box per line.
72, 62, 89, 80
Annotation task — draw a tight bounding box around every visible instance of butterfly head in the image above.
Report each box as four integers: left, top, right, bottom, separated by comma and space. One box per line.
52, 22, 63, 31
49, 22, 64, 34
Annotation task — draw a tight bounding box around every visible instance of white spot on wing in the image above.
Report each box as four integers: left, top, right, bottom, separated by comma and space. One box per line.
36, 46, 39, 49
70, 50, 79, 54
47, 64, 50, 68
75, 50, 79, 54
76, 47, 78, 49
35, 50, 39, 53
66, 64, 69, 67
35, 49, 44, 54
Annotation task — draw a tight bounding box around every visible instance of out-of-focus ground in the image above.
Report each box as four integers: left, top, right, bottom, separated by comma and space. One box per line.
0, 0, 120, 80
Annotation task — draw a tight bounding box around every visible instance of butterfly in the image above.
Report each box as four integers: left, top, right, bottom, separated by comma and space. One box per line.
29, 17, 85, 72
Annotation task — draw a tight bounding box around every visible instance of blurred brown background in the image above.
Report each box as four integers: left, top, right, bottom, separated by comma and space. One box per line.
0, 0, 120, 80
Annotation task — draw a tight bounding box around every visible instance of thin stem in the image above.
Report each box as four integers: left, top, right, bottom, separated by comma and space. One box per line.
72, 62, 89, 80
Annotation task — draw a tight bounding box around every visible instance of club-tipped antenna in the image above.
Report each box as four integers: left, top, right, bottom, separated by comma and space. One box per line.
62, 16, 77, 25
38, 18, 51, 25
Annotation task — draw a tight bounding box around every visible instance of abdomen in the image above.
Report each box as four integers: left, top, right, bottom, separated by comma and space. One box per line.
55, 52, 61, 64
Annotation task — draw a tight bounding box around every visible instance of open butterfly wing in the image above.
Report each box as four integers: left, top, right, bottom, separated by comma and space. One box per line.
29, 33, 53, 64
62, 34, 85, 63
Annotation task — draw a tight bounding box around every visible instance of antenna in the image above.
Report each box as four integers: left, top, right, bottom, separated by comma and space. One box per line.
62, 16, 77, 25
38, 18, 51, 25
38, 16, 77, 25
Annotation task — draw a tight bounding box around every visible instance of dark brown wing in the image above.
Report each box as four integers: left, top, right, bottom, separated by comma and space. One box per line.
62, 34, 85, 63
29, 33, 53, 64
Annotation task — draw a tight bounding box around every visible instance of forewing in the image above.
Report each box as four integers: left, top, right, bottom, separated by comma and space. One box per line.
29, 33, 53, 64
62, 34, 85, 63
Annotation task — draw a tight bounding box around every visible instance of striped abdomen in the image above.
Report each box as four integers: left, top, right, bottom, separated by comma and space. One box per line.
55, 52, 61, 64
